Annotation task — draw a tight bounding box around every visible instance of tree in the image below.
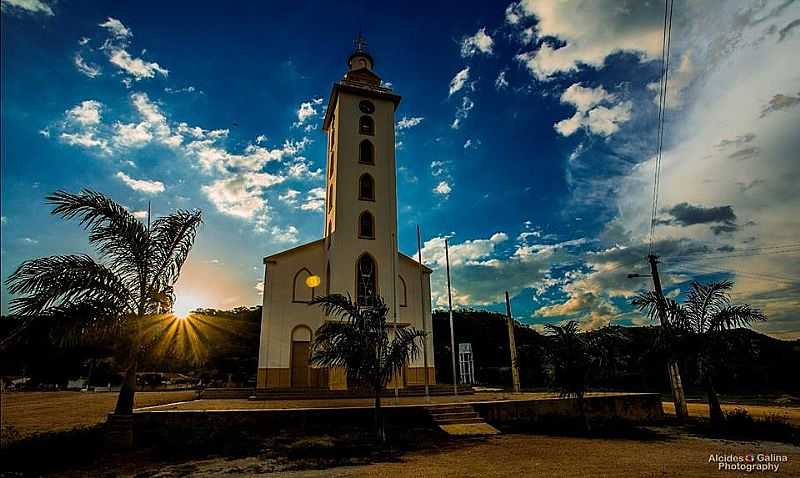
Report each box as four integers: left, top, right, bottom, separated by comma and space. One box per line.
309, 294, 425, 443
633, 280, 766, 426
544, 321, 593, 433
5, 190, 202, 415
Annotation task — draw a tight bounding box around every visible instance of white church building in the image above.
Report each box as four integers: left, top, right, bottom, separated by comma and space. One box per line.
256, 39, 436, 391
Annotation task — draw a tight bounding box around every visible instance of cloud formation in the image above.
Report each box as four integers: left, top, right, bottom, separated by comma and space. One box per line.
460, 28, 494, 57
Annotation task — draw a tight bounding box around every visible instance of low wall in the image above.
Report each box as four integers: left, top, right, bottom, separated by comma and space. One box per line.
473, 393, 664, 426
133, 393, 663, 439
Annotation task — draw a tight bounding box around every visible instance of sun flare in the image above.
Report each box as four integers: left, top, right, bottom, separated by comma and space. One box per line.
172, 294, 202, 319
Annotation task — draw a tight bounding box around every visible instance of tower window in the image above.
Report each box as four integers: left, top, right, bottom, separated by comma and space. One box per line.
359, 140, 374, 164
359, 115, 374, 136
328, 185, 333, 211
358, 211, 374, 239
359, 174, 375, 201
356, 254, 377, 306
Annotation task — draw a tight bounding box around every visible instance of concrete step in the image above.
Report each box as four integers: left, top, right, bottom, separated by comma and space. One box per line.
430, 412, 480, 421
434, 417, 486, 425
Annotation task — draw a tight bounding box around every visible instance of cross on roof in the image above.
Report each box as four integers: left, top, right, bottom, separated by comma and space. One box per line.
354, 32, 368, 52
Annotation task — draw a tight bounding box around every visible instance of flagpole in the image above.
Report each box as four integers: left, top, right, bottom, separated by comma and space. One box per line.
444, 239, 457, 396
417, 225, 430, 402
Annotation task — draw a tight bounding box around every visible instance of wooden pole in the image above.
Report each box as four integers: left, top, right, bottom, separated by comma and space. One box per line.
445, 239, 458, 395
648, 254, 688, 421
505, 291, 520, 393
417, 225, 430, 401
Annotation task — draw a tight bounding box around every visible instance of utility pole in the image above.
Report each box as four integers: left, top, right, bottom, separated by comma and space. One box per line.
416, 225, 430, 402
647, 254, 688, 421
505, 291, 521, 393
445, 239, 458, 395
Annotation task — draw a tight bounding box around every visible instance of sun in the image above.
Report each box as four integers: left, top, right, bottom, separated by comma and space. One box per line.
172, 293, 202, 319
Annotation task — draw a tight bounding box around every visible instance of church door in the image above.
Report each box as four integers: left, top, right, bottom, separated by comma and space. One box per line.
291, 341, 310, 387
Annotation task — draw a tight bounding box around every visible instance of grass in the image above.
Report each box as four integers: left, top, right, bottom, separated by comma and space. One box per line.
0, 390, 196, 445
662, 400, 800, 425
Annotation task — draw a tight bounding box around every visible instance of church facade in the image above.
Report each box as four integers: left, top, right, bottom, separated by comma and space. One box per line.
256, 41, 436, 390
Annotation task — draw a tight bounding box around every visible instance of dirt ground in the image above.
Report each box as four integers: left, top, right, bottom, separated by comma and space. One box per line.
0, 390, 196, 441
92, 432, 799, 477
663, 400, 800, 426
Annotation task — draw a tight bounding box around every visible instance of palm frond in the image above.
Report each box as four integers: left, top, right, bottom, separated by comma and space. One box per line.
47, 190, 149, 288
309, 294, 363, 322
709, 304, 766, 331
383, 327, 425, 383
6, 254, 132, 317
684, 281, 733, 332
148, 209, 203, 291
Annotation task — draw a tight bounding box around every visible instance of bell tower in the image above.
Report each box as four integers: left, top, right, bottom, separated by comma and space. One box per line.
322, 35, 402, 309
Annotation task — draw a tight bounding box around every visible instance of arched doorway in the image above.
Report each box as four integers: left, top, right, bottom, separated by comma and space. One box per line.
290, 326, 312, 387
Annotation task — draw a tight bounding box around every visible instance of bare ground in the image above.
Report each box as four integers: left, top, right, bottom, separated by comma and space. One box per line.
94, 432, 799, 477
0, 390, 196, 442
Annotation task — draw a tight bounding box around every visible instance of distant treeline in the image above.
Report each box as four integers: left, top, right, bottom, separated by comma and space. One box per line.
432, 309, 800, 395
2, 307, 798, 394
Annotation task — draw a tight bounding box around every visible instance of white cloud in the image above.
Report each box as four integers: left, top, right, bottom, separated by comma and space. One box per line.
294, 98, 323, 127
113, 121, 152, 147
450, 96, 474, 129
202, 172, 284, 219
74, 53, 101, 78
115, 171, 165, 194
510, 0, 664, 80
554, 83, 631, 137
66, 100, 103, 126
495, 70, 509, 90
131, 210, 149, 220
463, 139, 472, 149
300, 187, 326, 212
108, 48, 168, 80
433, 180, 452, 197
448, 67, 470, 96
460, 27, 494, 57
397, 116, 424, 130
560, 83, 612, 112
1, 0, 53, 16
60, 131, 110, 154
278, 189, 300, 205
647, 50, 695, 110
98, 17, 131, 39
270, 225, 299, 243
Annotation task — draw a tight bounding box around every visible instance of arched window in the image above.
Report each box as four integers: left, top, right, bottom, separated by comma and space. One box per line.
359, 115, 374, 136
358, 211, 374, 239
398, 275, 408, 307
292, 268, 315, 303
328, 185, 333, 211
356, 254, 377, 306
359, 140, 374, 164
359, 174, 375, 201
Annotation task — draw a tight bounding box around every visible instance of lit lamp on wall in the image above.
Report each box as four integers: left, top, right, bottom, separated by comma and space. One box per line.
305, 275, 321, 289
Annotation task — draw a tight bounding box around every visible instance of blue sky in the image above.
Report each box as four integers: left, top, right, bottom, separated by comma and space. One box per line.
2, 0, 799, 338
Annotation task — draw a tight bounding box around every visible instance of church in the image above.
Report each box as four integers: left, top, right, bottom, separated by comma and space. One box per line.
256, 39, 436, 391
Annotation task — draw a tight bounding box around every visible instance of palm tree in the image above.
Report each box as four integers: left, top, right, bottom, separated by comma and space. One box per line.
633, 280, 765, 426
309, 294, 425, 443
544, 321, 592, 433
5, 190, 202, 416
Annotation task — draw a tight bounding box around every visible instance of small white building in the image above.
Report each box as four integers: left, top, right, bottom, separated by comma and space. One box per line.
256, 39, 436, 391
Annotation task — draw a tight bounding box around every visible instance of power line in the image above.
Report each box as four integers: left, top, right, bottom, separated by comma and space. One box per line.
665, 244, 800, 262
648, 0, 675, 255
666, 263, 799, 286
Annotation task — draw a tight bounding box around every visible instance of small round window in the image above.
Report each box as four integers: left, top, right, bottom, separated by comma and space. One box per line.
359, 100, 375, 114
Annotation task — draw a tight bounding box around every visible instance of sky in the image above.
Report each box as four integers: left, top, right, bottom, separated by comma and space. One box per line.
1, 0, 799, 338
